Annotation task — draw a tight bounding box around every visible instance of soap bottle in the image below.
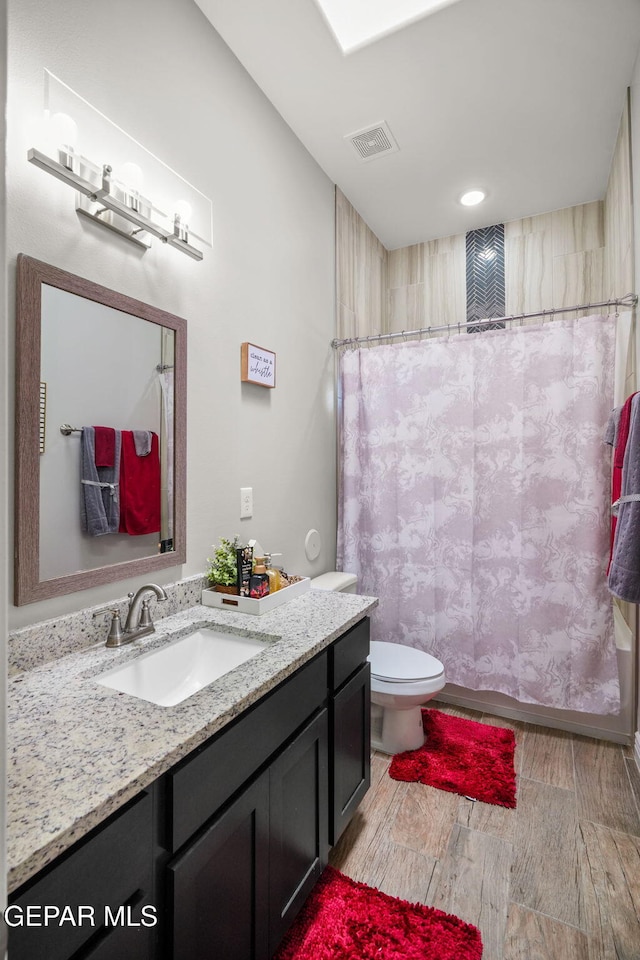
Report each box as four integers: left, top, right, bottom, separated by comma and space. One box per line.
250, 557, 270, 599
264, 553, 281, 593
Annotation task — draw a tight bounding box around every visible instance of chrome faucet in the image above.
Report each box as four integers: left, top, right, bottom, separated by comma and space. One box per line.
95, 584, 168, 647
123, 584, 168, 641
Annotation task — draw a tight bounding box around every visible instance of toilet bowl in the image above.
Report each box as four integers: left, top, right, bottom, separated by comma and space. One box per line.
369, 640, 445, 754
310, 571, 446, 755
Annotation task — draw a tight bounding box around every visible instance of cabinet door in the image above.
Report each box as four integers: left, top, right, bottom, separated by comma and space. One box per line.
8, 790, 154, 960
330, 663, 371, 845
76, 913, 153, 960
168, 772, 269, 960
269, 709, 329, 954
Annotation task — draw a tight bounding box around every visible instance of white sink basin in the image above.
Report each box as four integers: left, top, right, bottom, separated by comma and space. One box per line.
94, 628, 268, 707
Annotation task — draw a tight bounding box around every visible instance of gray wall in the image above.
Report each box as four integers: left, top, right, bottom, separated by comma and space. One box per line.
7, 0, 337, 629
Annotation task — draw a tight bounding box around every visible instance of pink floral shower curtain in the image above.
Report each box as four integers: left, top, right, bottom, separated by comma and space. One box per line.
338, 316, 620, 714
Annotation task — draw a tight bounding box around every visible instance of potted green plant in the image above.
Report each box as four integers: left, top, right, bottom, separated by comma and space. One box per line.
206, 536, 241, 594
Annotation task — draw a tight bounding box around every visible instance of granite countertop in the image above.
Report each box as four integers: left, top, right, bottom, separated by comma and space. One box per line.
7, 590, 377, 894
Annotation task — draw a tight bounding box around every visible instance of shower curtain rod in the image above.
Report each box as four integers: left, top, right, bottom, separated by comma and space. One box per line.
331, 293, 638, 348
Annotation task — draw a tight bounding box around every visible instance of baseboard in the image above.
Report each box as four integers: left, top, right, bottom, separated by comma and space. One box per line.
436, 691, 633, 745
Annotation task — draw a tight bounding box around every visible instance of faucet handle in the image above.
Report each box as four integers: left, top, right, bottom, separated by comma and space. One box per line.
93, 608, 121, 620
139, 599, 153, 629
93, 609, 125, 647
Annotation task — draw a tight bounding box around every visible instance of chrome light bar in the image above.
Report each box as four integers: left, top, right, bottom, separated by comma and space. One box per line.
27, 148, 204, 261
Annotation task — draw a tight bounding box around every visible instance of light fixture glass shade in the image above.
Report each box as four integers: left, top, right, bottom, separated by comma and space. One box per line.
174, 200, 192, 225
114, 162, 144, 212
50, 112, 78, 149
118, 162, 144, 193
49, 112, 78, 170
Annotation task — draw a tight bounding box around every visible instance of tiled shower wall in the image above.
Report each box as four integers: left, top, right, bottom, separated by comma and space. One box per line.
335, 188, 388, 340
336, 96, 634, 347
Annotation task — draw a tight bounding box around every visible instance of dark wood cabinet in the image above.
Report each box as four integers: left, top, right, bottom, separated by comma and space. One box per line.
169, 772, 270, 960
168, 706, 329, 960
328, 616, 371, 844
268, 709, 329, 952
8, 790, 155, 960
330, 662, 371, 844
9, 616, 371, 960
166, 653, 327, 853
167, 697, 329, 959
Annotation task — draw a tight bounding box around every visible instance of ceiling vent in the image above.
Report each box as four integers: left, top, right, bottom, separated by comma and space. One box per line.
345, 121, 399, 162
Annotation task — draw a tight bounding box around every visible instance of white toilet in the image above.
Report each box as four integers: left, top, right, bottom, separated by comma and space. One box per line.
310, 572, 446, 755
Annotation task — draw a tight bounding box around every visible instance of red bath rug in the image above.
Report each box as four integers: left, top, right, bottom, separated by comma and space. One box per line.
389, 708, 517, 807
273, 865, 483, 960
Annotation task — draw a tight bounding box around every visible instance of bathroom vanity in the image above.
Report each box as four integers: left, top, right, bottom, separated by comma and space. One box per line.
7, 591, 375, 960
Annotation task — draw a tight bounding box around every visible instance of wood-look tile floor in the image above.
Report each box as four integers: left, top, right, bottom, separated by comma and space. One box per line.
329, 704, 640, 960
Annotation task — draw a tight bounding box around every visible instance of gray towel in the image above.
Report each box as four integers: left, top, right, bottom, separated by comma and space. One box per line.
133, 430, 152, 456
604, 405, 622, 447
608, 394, 640, 601
80, 427, 122, 536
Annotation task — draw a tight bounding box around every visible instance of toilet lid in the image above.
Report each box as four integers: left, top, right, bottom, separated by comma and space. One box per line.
369, 640, 444, 682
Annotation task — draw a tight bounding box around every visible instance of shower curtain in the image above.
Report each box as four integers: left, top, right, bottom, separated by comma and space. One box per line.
338, 316, 620, 714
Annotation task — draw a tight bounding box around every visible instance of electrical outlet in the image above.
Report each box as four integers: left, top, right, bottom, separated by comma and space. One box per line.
240, 487, 253, 519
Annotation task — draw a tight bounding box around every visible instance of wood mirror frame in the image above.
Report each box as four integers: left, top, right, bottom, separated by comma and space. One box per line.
14, 254, 187, 605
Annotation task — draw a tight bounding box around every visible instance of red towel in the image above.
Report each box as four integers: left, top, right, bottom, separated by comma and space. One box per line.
94, 426, 116, 468
608, 392, 638, 574
119, 430, 161, 536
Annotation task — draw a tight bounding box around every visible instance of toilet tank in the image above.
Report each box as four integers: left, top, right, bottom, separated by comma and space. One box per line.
310, 571, 358, 593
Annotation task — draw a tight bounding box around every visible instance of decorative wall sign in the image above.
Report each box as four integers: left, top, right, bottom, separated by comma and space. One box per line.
241, 342, 276, 388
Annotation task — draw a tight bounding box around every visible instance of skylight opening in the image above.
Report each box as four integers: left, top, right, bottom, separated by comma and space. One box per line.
313, 0, 464, 54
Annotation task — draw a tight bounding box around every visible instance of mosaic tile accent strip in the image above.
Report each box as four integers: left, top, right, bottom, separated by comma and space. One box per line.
466, 223, 506, 331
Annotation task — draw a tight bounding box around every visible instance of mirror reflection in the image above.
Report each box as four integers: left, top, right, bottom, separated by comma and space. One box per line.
15, 255, 186, 605
39, 285, 175, 579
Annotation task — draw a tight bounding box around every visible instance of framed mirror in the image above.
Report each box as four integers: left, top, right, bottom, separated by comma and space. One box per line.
14, 254, 187, 604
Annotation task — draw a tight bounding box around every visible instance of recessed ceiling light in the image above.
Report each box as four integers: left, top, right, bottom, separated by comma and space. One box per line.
460, 190, 486, 206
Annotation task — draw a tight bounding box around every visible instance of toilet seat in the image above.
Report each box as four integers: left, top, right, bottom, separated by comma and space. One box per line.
369, 640, 444, 682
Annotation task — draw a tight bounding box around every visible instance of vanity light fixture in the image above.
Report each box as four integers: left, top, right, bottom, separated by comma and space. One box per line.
28, 136, 204, 261
460, 190, 486, 207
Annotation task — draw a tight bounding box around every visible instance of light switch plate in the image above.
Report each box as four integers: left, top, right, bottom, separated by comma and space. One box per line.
240, 487, 253, 518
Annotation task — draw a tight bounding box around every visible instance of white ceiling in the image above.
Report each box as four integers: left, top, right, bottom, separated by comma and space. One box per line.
196, 0, 640, 250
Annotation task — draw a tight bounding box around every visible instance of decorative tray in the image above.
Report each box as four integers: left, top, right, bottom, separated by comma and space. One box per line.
201, 576, 310, 615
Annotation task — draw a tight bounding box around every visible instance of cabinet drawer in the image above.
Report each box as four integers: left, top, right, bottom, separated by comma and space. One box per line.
9, 790, 153, 960
330, 617, 370, 691
168, 651, 327, 851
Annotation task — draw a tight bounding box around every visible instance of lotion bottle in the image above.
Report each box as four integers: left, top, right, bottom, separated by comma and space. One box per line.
264, 553, 281, 592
